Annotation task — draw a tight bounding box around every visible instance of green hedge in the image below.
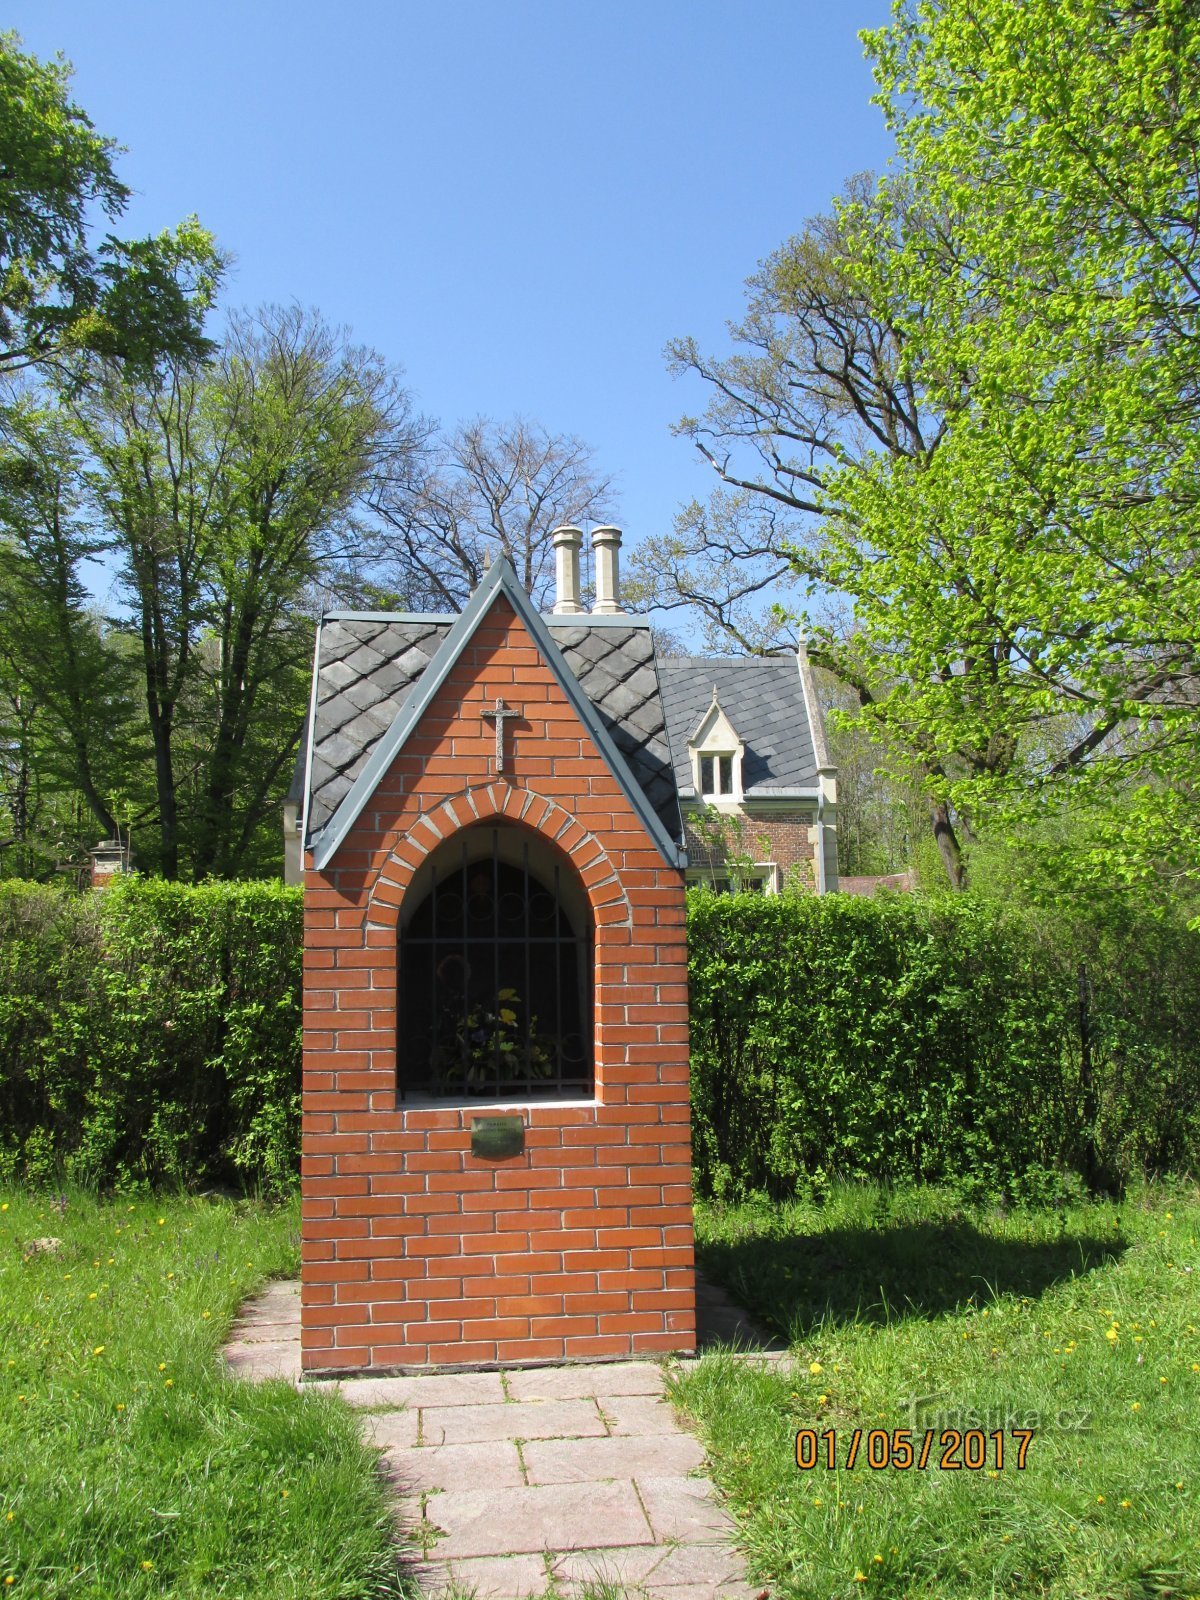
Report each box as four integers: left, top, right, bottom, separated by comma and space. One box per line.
0, 878, 301, 1190
2, 877, 1196, 1197
686, 890, 1200, 1200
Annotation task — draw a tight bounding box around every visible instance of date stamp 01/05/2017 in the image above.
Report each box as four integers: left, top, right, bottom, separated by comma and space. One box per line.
795, 1427, 1035, 1472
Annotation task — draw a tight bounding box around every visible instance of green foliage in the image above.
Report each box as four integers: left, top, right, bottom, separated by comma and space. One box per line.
0, 878, 301, 1190
679, 1181, 1200, 1598
0, 1192, 416, 1598
686, 890, 1200, 1199
0, 33, 220, 377
824, 0, 1200, 900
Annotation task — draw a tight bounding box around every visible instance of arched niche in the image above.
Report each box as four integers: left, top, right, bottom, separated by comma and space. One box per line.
397, 822, 593, 1102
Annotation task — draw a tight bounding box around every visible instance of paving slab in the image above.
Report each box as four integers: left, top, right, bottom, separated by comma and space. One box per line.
598, 1391, 681, 1437
223, 1338, 301, 1382
505, 1360, 666, 1403
423, 1552, 550, 1599
335, 1370, 505, 1410
223, 1278, 759, 1599
420, 1396, 607, 1446
635, 1473, 737, 1543
420, 1480, 652, 1559
522, 1430, 704, 1485
383, 1439, 526, 1493
359, 1409, 422, 1450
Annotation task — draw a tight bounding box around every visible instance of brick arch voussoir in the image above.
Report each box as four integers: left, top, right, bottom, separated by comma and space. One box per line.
366, 782, 631, 930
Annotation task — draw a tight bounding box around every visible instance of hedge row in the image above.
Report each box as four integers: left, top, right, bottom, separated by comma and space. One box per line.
2, 877, 1197, 1195
0, 878, 301, 1191
687, 890, 1200, 1200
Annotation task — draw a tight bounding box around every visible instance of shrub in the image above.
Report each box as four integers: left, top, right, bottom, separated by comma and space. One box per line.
686, 890, 1200, 1198
0, 877, 301, 1190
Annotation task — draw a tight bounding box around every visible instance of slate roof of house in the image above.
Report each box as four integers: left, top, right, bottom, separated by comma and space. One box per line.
657, 656, 820, 798
292, 610, 680, 846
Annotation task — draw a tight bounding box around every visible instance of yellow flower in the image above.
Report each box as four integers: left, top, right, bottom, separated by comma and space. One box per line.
809, 1361, 823, 1375
853, 1574, 868, 1585
88, 1292, 97, 1301
201, 1311, 211, 1320
158, 1363, 167, 1371
141, 1560, 154, 1571
92, 1346, 105, 1356
164, 1378, 173, 1388
1106, 1327, 1119, 1342
872, 1554, 884, 1563
818, 1393, 829, 1404
157, 1219, 165, 1226
116, 1403, 125, 1411
1191, 1364, 1199, 1372
1121, 1499, 1132, 1508
4, 1577, 13, 1586
1096, 1495, 1105, 1504
1, 1203, 8, 1212
1132, 1402, 1141, 1411
281, 1489, 289, 1498
1161, 1376, 1168, 1384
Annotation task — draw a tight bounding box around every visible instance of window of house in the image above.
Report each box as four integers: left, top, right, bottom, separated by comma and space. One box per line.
699, 753, 735, 797
398, 825, 592, 1101
688, 864, 778, 895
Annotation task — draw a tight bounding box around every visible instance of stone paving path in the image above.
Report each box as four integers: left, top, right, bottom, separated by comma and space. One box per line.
224, 1280, 769, 1600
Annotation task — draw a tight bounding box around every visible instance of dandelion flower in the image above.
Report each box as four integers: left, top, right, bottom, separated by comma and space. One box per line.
1120, 1499, 1132, 1508
853, 1574, 868, 1585
1, 1203, 8, 1212
158, 1363, 167, 1371
141, 1561, 154, 1571
92, 1346, 104, 1356
164, 1379, 173, 1388
157, 1219, 165, 1226
809, 1361, 823, 1375
1132, 1402, 1141, 1411
872, 1554, 884, 1563
1096, 1495, 1105, 1504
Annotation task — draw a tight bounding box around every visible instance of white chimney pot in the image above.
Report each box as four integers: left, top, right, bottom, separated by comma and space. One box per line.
590, 525, 624, 615
551, 525, 584, 614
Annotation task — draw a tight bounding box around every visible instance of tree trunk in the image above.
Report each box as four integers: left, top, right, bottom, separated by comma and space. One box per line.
928, 796, 967, 890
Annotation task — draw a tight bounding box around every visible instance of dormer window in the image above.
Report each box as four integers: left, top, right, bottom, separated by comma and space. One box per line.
699, 754, 734, 797
688, 687, 744, 802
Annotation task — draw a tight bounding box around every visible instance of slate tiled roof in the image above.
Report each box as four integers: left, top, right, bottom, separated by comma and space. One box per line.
657, 656, 819, 797
298, 614, 681, 844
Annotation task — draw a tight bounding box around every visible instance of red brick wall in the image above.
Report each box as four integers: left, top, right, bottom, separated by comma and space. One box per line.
300, 597, 695, 1373
683, 808, 816, 888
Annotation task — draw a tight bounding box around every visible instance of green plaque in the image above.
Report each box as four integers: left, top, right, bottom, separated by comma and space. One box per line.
470, 1115, 525, 1160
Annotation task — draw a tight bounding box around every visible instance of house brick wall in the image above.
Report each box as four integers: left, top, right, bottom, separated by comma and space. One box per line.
301, 596, 695, 1373
683, 808, 817, 889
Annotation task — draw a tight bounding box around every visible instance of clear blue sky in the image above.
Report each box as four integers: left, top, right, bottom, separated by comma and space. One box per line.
11, 1, 895, 555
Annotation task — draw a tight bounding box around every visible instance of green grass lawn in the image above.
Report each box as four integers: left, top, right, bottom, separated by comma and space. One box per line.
674, 1181, 1200, 1600
0, 1191, 416, 1599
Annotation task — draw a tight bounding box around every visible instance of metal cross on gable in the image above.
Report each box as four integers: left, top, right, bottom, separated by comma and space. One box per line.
480, 697, 521, 774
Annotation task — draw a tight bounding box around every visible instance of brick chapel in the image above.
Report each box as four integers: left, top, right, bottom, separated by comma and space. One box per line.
288, 525, 836, 1375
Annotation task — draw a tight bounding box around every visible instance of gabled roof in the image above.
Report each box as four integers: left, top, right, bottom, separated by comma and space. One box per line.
658, 656, 822, 799
687, 687, 743, 753
300, 556, 684, 870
